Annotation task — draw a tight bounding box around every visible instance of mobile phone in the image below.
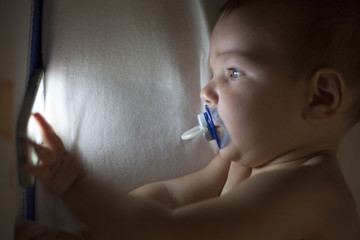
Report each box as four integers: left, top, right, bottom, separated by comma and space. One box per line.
16, 68, 45, 188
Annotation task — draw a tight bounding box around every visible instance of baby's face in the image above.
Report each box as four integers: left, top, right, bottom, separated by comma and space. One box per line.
201, 7, 307, 167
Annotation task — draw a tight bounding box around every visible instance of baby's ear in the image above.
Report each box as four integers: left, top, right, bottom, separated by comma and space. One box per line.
304, 68, 345, 122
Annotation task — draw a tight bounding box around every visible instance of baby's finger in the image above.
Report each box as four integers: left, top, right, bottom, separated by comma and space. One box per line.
32, 113, 65, 151
25, 162, 54, 182
28, 140, 63, 166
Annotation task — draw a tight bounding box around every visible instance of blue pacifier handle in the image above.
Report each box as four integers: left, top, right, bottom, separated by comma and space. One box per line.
205, 105, 222, 149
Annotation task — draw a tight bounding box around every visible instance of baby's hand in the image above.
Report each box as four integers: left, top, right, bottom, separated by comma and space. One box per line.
25, 113, 86, 197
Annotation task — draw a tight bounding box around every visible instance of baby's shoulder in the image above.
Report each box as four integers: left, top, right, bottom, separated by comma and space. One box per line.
234, 158, 360, 239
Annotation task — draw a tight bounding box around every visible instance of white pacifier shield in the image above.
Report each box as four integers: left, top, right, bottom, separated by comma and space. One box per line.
181, 114, 209, 140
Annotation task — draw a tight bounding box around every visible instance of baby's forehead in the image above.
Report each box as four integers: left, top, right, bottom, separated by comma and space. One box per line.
219, 1, 307, 37
216, 3, 313, 59
212, 8, 288, 60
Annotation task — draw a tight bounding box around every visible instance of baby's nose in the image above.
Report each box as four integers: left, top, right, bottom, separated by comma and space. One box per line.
200, 82, 218, 108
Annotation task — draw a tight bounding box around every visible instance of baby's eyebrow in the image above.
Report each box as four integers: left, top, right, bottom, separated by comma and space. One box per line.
208, 49, 257, 70
218, 49, 256, 63
216, 48, 275, 70
219, 49, 251, 57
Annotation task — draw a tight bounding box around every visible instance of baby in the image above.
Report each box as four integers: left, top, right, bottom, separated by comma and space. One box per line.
16, 0, 360, 239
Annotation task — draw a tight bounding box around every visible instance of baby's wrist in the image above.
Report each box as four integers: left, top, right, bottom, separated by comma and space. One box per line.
53, 152, 87, 197
59, 164, 87, 198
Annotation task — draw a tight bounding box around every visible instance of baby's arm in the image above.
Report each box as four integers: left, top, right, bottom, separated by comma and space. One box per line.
130, 154, 232, 208
26, 114, 264, 240
28, 114, 233, 207
25, 114, 233, 237
15, 222, 84, 240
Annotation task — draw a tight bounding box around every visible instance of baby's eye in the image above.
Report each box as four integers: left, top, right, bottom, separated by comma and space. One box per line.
228, 68, 244, 79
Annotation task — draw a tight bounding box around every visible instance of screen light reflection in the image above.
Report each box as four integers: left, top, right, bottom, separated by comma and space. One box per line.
27, 76, 45, 165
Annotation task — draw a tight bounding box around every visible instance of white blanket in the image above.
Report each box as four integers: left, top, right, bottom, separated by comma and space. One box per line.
36, 0, 360, 232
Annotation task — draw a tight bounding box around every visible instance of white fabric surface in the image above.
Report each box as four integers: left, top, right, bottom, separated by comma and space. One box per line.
37, 0, 226, 232
36, 0, 360, 232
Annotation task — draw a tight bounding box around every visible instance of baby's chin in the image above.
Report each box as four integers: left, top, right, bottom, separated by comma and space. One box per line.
219, 144, 242, 162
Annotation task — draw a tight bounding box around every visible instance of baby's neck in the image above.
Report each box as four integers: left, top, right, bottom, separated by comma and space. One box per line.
251, 148, 338, 176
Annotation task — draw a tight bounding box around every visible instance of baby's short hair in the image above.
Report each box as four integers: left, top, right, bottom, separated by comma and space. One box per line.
219, 0, 360, 125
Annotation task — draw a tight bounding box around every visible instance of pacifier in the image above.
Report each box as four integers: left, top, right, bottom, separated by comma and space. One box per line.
181, 105, 230, 149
